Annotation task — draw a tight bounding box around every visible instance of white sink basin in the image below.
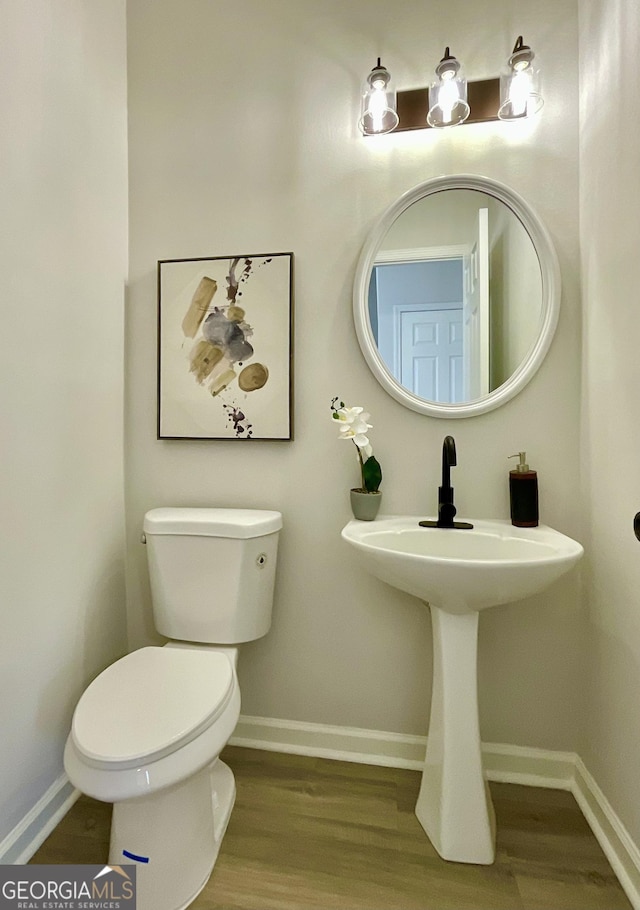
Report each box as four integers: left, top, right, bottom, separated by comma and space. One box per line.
342, 516, 583, 614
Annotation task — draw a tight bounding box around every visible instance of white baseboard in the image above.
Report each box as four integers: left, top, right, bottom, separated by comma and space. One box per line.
572, 758, 640, 910
231, 714, 428, 769
229, 715, 577, 785
0, 774, 79, 865
230, 714, 640, 910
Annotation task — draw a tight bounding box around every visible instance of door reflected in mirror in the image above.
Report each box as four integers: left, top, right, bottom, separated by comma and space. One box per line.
368, 189, 542, 405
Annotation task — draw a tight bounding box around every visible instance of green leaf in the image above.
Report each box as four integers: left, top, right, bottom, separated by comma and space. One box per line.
362, 455, 382, 493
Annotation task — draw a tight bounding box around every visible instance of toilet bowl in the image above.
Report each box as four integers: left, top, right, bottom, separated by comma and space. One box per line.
64, 644, 240, 803
64, 508, 282, 910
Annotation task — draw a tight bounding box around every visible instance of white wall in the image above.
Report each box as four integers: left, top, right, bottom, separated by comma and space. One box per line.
0, 1, 129, 845
125, 0, 583, 749
579, 0, 640, 848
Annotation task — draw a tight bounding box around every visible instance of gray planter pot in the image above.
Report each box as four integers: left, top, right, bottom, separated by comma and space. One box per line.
350, 489, 382, 521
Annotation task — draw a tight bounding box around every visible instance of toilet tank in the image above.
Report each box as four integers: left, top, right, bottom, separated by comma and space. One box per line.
143, 508, 282, 644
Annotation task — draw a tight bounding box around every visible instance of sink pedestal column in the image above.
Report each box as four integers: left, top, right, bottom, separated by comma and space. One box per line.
415, 605, 496, 864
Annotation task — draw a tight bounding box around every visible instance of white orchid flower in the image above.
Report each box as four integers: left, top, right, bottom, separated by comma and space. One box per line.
336, 405, 363, 419
335, 406, 373, 450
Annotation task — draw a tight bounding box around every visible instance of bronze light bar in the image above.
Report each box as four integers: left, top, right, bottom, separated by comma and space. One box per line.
395, 78, 501, 132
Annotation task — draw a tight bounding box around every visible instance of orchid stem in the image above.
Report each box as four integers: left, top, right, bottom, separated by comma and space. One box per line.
354, 440, 365, 491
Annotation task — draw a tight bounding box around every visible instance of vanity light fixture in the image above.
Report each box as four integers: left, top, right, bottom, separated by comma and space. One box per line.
359, 58, 399, 135
360, 37, 542, 134
427, 48, 470, 128
498, 36, 543, 120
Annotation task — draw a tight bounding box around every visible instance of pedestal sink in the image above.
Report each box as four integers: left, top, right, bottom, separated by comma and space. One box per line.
341, 516, 583, 865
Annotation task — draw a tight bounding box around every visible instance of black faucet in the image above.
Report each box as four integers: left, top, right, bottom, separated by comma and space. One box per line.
438, 435, 458, 527
419, 436, 473, 530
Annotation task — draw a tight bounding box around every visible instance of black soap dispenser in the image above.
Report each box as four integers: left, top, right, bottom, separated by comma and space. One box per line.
508, 452, 539, 527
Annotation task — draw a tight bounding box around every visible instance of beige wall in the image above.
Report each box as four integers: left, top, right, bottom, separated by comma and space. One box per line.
579, 0, 640, 848
0, 1, 129, 845
126, 0, 584, 748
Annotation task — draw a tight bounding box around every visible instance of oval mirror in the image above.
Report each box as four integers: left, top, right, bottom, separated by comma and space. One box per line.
353, 174, 561, 418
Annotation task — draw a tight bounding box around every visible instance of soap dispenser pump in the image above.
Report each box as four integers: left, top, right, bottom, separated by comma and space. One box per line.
508, 452, 539, 527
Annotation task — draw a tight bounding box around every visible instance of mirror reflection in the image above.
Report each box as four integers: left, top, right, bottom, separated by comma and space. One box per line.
367, 189, 542, 404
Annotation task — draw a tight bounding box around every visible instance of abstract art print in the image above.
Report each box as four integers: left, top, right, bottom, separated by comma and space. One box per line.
158, 253, 293, 439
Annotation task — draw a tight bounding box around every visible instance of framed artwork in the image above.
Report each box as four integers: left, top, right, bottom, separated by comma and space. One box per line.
157, 253, 293, 440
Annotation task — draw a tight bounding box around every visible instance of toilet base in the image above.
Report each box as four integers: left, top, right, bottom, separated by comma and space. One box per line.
109, 759, 235, 910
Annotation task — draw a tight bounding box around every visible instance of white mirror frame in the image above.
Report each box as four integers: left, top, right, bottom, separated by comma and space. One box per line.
353, 174, 561, 418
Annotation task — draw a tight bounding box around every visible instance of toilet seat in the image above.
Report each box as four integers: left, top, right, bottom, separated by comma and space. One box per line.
71, 647, 234, 770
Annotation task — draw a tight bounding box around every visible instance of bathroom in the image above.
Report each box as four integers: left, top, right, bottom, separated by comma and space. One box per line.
1, 0, 639, 906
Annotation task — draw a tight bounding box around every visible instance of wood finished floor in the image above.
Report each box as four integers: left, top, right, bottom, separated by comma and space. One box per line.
31, 746, 632, 910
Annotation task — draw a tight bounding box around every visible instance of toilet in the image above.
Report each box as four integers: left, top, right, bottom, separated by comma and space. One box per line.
64, 507, 282, 910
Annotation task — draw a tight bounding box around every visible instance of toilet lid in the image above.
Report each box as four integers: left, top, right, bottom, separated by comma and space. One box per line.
72, 647, 234, 769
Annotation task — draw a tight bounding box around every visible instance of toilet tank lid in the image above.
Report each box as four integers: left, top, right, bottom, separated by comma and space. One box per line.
144, 507, 282, 538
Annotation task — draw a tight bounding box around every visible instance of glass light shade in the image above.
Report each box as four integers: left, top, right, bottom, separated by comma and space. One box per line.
498, 38, 543, 120
427, 50, 470, 128
359, 59, 399, 135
